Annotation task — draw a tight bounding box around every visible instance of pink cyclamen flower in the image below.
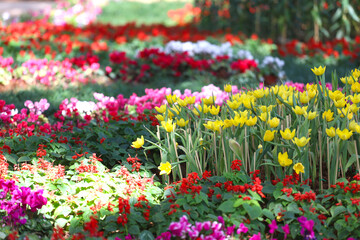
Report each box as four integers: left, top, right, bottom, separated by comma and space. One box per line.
269, 219, 278, 234
282, 224, 290, 239
236, 223, 248, 234
249, 232, 261, 240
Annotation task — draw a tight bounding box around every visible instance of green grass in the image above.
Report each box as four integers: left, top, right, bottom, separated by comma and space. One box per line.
97, 0, 190, 26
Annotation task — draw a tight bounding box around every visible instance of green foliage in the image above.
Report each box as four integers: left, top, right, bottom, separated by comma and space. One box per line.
97, 1, 188, 26
194, 0, 360, 41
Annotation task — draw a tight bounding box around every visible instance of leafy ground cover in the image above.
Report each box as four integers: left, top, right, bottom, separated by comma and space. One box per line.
1, 1, 360, 239
97, 0, 190, 26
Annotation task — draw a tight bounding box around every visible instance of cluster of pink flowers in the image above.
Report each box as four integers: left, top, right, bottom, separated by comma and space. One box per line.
0, 179, 47, 226
0, 57, 95, 88
107, 48, 258, 83
157, 215, 258, 240
46, 0, 102, 27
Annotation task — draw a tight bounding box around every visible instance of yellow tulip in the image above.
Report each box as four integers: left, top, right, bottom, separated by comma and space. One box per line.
232, 115, 246, 127
158, 162, 172, 175
161, 119, 176, 132
204, 121, 223, 132
170, 106, 180, 115
278, 152, 293, 167
155, 104, 167, 114
311, 66, 326, 76
131, 136, 144, 148
223, 119, 233, 129
263, 130, 276, 142
166, 94, 177, 104
299, 92, 310, 104
224, 84, 232, 93
227, 100, 241, 110
325, 127, 336, 138
333, 98, 346, 108
203, 96, 216, 105
155, 114, 164, 122
293, 163, 305, 174
352, 82, 360, 93
352, 69, 360, 79
307, 89, 317, 99
245, 116, 257, 126
185, 96, 196, 105
350, 104, 359, 113
292, 137, 310, 147
328, 90, 344, 101
253, 89, 265, 98
322, 109, 334, 122
340, 76, 355, 85
176, 118, 189, 127
177, 98, 188, 107
336, 128, 353, 140
280, 128, 296, 140
292, 106, 308, 115
209, 105, 220, 115
258, 144, 263, 153
349, 121, 360, 133
243, 97, 255, 109
259, 112, 268, 122
305, 111, 318, 120
268, 117, 280, 128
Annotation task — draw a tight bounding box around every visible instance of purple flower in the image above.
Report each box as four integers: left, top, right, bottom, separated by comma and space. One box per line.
269, 219, 278, 234
298, 216, 315, 238
282, 224, 290, 239
249, 232, 261, 240
236, 223, 248, 234
217, 216, 225, 225
203, 221, 211, 231
156, 232, 171, 240
226, 225, 236, 235
125, 234, 133, 240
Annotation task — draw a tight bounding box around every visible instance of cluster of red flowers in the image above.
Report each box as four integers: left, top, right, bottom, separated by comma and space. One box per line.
106, 48, 257, 83
75, 153, 102, 173
126, 156, 141, 172
293, 191, 317, 202
117, 198, 131, 226
278, 37, 360, 60
330, 179, 360, 194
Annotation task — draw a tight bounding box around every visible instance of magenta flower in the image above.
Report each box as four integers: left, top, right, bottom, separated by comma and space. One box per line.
249, 232, 261, 240
282, 224, 290, 239
236, 223, 248, 234
269, 219, 278, 234
298, 216, 315, 238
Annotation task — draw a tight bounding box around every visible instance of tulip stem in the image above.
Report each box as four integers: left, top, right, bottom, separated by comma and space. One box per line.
213, 132, 218, 175
220, 130, 228, 172
355, 140, 360, 174
319, 131, 323, 192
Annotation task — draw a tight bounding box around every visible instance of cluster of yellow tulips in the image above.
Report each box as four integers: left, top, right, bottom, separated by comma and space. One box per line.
134, 66, 360, 189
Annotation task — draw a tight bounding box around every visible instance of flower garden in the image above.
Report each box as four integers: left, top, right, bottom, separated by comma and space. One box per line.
1, 0, 360, 239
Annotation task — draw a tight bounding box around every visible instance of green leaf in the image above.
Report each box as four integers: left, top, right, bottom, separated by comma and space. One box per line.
330, 206, 346, 218
54, 205, 72, 218
218, 200, 235, 213
348, 5, 360, 22
248, 190, 262, 202
17, 156, 31, 162
262, 209, 274, 220
128, 225, 140, 235
243, 203, 262, 220
344, 154, 357, 174
55, 218, 68, 228
152, 212, 165, 223
3, 153, 16, 165
139, 230, 155, 240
